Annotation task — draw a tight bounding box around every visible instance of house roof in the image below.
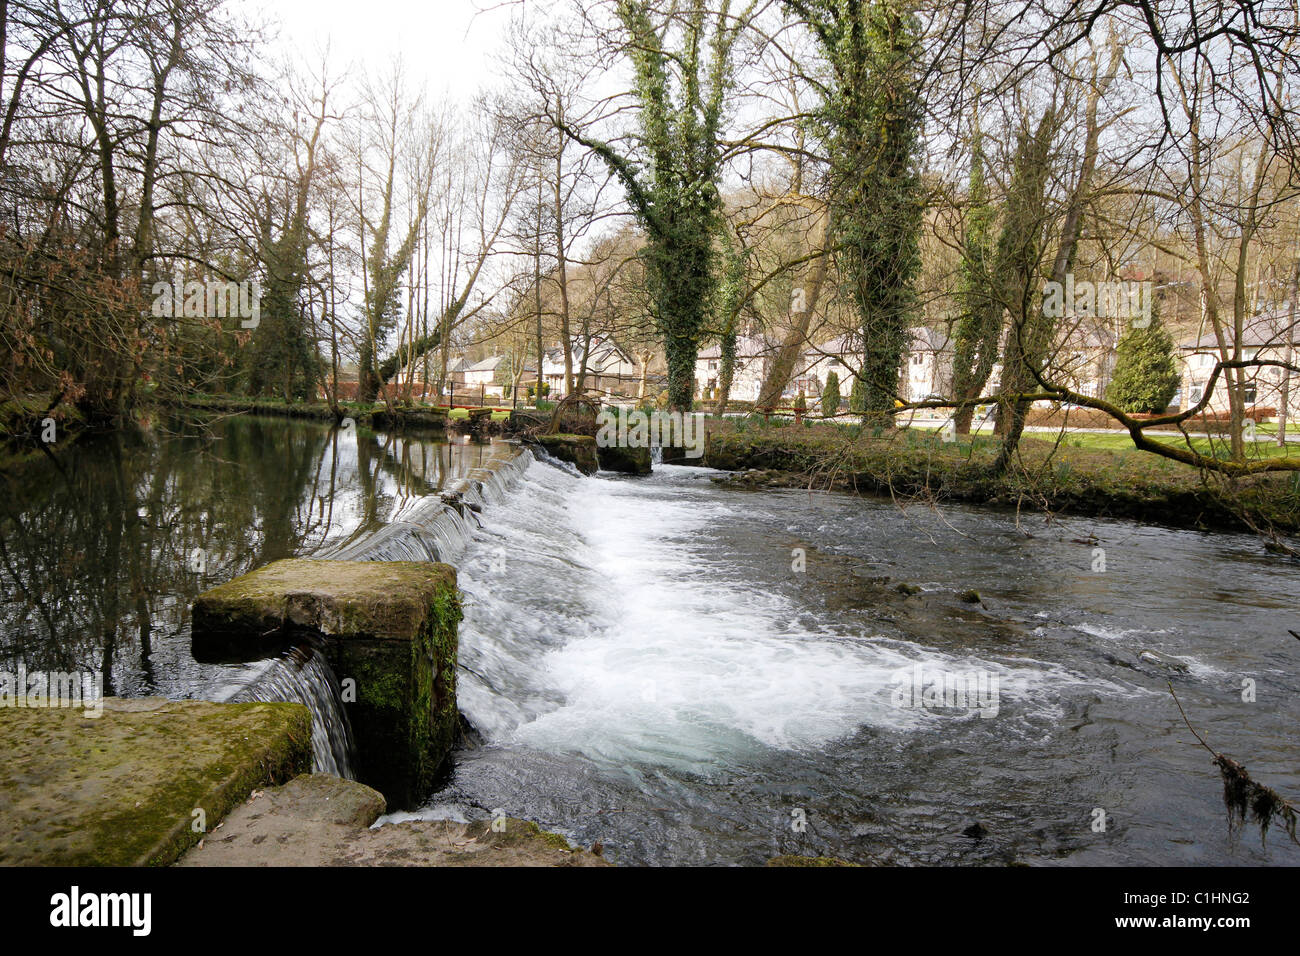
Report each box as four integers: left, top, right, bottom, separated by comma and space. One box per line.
464, 355, 536, 376
1055, 322, 1116, 352
806, 333, 864, 358
696, 332, 787, 361
545, 336, 634, 371
1179, 309, 1300, 350
907, 326, 951, 353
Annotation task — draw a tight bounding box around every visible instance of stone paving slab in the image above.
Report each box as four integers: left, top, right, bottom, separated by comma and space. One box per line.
180, 773, 610, 867
0, 697, 311, 866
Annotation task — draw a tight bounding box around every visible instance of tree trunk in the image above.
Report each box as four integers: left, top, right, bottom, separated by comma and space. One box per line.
756, 228, 829, 410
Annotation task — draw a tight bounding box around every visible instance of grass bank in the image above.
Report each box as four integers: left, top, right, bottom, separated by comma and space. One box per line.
701, 416, 1300, 537
178, 394, 455, 432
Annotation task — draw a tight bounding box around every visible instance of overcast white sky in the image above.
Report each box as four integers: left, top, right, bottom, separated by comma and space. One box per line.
260, 0, 518, 103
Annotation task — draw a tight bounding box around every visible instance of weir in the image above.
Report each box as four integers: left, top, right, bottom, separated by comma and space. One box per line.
9, 408, 1300, 866
223, 646, 357, 779
189, 440, 533, 809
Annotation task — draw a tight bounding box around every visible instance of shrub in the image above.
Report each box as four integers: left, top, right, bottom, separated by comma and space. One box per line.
1107, 312, 1179, 414
849, 374, 867, 414
822, 371, 841, 416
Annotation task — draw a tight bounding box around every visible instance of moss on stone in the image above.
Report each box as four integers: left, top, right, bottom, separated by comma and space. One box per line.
596, 442, 653, 475
0, 698, 310, 866
534, 434, 598, 475
182, 798, 609, 866
521, 820, 575, 851
455, 818, 577, 853
538, 433, 596, 445
192, 558, 457, 655
191, 559, 462, 810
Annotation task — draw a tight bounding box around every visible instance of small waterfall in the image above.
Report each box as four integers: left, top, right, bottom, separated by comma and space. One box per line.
208, 444, 531, 782
325, 503, 476, 564
213, 444, 532, 779
224, 645, 357, 779
323, 445, 531, 564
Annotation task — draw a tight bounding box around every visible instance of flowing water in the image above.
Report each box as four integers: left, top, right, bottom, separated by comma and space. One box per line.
3, 414, 1299, 865
429, 454, 1300, 866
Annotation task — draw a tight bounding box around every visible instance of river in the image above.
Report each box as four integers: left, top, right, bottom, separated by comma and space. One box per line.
3, 413, 1298, 865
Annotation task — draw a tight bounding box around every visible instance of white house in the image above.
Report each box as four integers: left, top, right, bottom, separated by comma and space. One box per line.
458, 355, 535, 400
693, 327, 955, 408
1179, 309, 1300, 415
542, 337, 640, 398
695, 333, 776, 402
901, 327, 954, 402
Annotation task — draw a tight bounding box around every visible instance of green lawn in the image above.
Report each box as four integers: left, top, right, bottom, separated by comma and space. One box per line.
895, 419, 1300, 460
1043, 430, 1300, 460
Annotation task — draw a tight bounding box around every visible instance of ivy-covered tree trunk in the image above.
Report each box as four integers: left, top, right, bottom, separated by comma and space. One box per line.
559, 1, 752, 414
992, 40, 1117, 471
648, 220, 717, 411
989, 110, 1058, 466
712, 240, 746, 416
954, 106, 1074, 445
714, 327, 737, 416
789, 0, 925, 424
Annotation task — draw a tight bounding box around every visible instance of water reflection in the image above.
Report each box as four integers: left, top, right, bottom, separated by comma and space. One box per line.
0, 414, 499, 700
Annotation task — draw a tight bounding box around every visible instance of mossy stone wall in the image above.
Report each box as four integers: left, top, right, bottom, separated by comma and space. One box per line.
191, 559, 461, 809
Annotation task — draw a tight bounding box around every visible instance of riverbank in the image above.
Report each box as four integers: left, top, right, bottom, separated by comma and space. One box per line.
0, 396, 89, 471
699, 417, 1300, 536
0, 393, 458, 473
178, 774, 609, 867
178, 393, 452, 431
0, 697, 310, 866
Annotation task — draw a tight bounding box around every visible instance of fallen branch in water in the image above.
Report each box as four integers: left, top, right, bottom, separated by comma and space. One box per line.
1169, 683, 1299, 848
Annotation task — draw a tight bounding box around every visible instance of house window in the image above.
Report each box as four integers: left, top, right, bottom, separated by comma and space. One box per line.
1243, 386, 1257, 404
708, 360, 718, 371
1189, 385, 1203, 404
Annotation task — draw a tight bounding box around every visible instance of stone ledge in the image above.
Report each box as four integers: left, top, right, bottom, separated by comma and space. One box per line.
534, 434, 598, 475
180, 774, 610, 867
191, 558, 457, 658
191, 559, 462, 810
0, 697, 310, 866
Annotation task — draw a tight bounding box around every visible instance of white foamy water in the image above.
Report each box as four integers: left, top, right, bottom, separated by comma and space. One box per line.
455, 457, 1096, 772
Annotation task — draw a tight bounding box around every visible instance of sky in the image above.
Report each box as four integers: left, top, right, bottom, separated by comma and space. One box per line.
259, 0, 517, 104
